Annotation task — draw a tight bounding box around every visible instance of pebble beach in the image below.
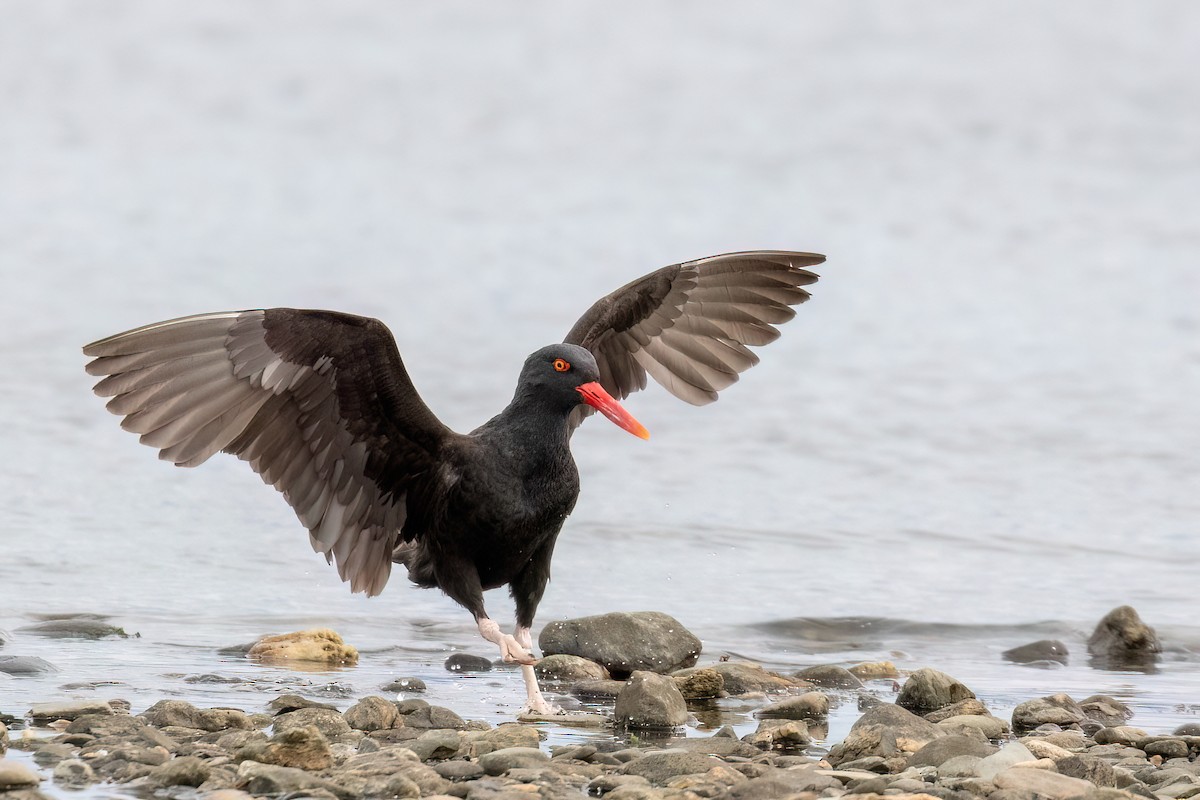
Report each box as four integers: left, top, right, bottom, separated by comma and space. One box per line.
3, 606, 1197, 800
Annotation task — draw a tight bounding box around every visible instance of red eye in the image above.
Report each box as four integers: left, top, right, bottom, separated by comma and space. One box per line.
553, 358, 570, 373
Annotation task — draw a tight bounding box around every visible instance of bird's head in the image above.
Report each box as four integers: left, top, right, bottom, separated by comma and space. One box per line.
519, 344, 649, 439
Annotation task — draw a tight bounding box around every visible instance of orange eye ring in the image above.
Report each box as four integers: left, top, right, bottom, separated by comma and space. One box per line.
553, 358, 571, 373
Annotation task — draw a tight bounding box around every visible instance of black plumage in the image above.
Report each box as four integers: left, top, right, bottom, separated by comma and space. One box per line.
83, 250, 823, 713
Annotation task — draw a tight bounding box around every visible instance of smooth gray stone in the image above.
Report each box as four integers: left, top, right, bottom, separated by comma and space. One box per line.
0, 656, 57, 676
614, 671, 687, 730
539, 611, 701, 677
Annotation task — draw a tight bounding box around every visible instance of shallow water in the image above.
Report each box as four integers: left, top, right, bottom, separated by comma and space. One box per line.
2, 0, 1199, 785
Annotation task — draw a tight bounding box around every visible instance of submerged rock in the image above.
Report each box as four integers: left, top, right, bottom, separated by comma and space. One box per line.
17, 618, 131, 639
848, 661, 899, 680
756, 692, 829, 721
675, 661, 794, 694
0, 656, 58, 676
1002, 639, 1070, 665
614, 671, 688, 729
1088, 605, 1161, 668
794, 664, 864, 689
381, 677, 426, 693
246, 629, 359, 666
29, 699, 116, 723
444, 652, 492, 672
539, 611, 701, 677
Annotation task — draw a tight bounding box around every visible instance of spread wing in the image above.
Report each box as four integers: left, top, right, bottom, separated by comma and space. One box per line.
83, 308, 452, 597
564, 251, 823, 422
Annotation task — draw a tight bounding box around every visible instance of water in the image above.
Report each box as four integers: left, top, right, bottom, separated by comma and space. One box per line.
2, 0, 1199, 778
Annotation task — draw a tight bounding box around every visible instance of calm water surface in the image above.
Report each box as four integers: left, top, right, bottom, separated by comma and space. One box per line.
2, 1, 1198, 778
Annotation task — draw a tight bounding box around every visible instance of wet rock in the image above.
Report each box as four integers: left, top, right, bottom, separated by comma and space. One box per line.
925, 699, 990, 722
236, 759, 353, 799
794, 664, 864, 689
1174, 723, 1200, 736
896, 668, 976, 715
534, 653, 609, 682
29, 699, 115, 722
247, 628, 359, 666
1011, 693, 1086, 732
620, 751, 723, 785
1144, 738, 1190, 760
849, 661, 900, 680
147, 754, 210, 787
140, 700, 252, 732
827, 704, 945, 766
51, 758, 96, 787
994, 765, 1096, 798
17, 618, 130, 639
1022, 739, 1073, 764
444, 652, 493, 672
403, 728, 461, 761
673, 667, 723, 700
273, 707, 351, 738
1093, 725, 1148, 746
266, 693, 338, 714
744, 719, 812, 749
477, 746, 549, 775
727, 766, 842, 798
976, 741, 1038, 780
1088, 606, 1161, 668
66, 713, 144, 738
467, 723, 541, 755
675, 661, 795, 694
236, 724, 332, 769
381, 677, 426, 693
907, 733, 997, 767
666, 735, 761, 758
434, 760, 485, 781
570, 679, 626, 700
0, 657, 57, 676
0, 759, 42, 788
401, 704, 467, 730
539, 611, 701, 677
614, 670, 688, 730
756, 691, 829, 721
1055, 754, 1121, 787
1080, 694, 1134, 727
936, 714, 1009, 740
340, 749, 446, 796
1002, 639, 1070, 665
343, 696, 399, 731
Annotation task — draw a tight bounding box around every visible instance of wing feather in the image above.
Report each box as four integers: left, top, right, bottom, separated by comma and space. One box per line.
565, 251, 823, 421
84, 308, 452, 597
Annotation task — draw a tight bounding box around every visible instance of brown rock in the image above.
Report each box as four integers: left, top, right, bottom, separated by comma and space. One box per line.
343, 696, 400, 732
247, 629, 359, 666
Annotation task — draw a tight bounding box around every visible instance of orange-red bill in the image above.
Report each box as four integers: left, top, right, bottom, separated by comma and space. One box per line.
576, 381, 650, 440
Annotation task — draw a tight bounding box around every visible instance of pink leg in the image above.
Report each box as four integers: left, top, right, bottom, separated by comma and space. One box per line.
515, 626, 561, 715
476, 618, 536, 665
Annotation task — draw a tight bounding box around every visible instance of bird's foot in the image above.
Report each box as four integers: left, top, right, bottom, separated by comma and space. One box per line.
498, 634, 537, 666
521, 692, 564, 716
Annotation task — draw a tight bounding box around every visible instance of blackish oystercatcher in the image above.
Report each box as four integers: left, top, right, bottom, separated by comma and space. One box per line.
83, 250, 823, 713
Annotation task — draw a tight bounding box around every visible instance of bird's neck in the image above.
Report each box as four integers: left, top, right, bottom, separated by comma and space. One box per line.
492, 391, 575, 447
